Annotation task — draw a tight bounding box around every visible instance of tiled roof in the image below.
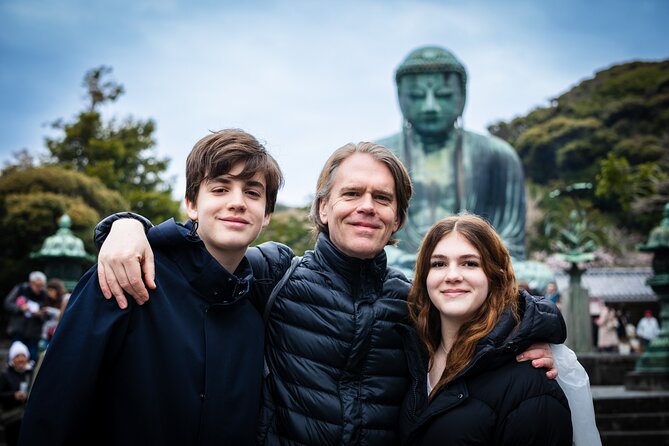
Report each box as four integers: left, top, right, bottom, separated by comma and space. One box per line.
554, 267, 656, 303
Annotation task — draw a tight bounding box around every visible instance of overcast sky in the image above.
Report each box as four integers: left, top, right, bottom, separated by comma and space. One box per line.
2, 0, 668, 206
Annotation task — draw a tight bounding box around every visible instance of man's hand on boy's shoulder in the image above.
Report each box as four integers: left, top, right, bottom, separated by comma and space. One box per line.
98, 218, 156, 309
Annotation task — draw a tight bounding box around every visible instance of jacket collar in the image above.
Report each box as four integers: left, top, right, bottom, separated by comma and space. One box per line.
148, 219, 254, 305
313, 233, 388, 283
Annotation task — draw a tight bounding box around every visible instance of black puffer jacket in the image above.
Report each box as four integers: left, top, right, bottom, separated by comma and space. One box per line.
248, 234, 413, 446
398, 291, 572, 446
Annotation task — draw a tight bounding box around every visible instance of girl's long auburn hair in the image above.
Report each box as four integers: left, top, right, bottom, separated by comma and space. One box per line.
407, 214, 520, 398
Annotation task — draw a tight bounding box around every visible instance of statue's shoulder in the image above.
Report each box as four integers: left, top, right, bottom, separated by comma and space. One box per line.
376, 132, 402, 156
463, 129, 519, 159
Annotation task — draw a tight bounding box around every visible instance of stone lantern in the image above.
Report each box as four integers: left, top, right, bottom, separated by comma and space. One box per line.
31, 214, 95, 291
554, 210, 598, 353
626, 202, 669, 390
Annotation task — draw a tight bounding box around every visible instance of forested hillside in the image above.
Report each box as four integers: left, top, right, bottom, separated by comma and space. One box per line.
488, 59, 669, 252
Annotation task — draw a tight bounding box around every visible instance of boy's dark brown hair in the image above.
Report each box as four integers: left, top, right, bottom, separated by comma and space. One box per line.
186, 129, 284, 214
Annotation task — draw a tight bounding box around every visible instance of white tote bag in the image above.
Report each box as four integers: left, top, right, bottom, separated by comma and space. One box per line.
551, 344, 602, 446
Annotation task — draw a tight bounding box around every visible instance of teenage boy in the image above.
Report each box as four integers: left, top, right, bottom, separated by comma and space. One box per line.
19, 129, 283, 446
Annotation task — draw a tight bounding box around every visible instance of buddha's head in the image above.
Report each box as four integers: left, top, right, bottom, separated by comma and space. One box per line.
396, 46, 467, 139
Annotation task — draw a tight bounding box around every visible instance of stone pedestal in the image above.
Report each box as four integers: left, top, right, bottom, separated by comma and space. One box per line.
625, 370, 669, 390
564, 263, 593, 352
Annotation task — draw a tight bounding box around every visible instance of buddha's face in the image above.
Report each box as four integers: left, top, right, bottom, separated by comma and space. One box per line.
398, 72, 464, 139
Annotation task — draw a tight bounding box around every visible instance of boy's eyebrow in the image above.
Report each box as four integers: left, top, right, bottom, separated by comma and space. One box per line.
245, 179, 266, 190
211, 176, 266, 190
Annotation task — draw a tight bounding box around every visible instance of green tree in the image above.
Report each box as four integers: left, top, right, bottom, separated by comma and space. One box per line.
0, 164, 128, 296
596, 152, 668, 229
254, 206, 313, 255
46, 66, 181, 222
488, 59, 669, 242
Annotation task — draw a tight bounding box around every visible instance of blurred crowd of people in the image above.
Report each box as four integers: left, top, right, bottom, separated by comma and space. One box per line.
594, 302, 660, 354
3, 271, 70, 360
516, 279, 662, 355
0, 271, 70, 446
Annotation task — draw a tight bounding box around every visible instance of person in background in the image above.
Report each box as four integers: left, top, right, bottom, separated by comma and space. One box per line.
0, 341, 34, 446
636, 309, 660, 351
3, 272, 48, 360
615, 309, 631, 354
595, 303, 619, 353
29, 278, 69, 378
399, 215, 571, 445
546, 281, 560, 305
41, 278, 67, 345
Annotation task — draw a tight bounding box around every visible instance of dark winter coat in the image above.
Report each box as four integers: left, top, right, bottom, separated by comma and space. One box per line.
0, 366, 33, 412
248, 234, 413, 446
19, 219, 264, 446
399, 291, 572, 446
4, 283, 47, 341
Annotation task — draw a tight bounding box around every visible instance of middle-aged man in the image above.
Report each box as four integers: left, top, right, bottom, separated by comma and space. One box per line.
94, 142, 561, 445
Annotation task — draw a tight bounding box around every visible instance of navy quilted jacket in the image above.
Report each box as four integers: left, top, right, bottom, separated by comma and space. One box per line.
248, 234, 412, 446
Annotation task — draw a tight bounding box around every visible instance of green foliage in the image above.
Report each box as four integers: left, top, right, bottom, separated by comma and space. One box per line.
488, 59, 669, 246
0, 165, 128, 296
595, 153, 633, 210
45, 66, 181, 223
531, 190, 617, 254
83, 65, 124, 112
253, 207, 314, 255
596, 152, 667, 221
515, 116, 602, 182
549, 209, 599, 264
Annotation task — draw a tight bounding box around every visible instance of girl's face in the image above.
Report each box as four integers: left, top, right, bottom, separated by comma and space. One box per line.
47, 287, 58, 300
426, 232, 489, 327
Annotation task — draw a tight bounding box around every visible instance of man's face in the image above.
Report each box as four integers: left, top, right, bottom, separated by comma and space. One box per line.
186, 162, 270, 268
29, 279, 45, 295
319, 153, 399, 259
398, 72, 464, 138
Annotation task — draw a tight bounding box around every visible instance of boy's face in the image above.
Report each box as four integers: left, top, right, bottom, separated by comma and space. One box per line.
186, 162, 270, 266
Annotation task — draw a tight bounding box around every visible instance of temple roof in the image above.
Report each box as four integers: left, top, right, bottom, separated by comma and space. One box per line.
31, 214, 95, 261
555, 267, 655, 303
